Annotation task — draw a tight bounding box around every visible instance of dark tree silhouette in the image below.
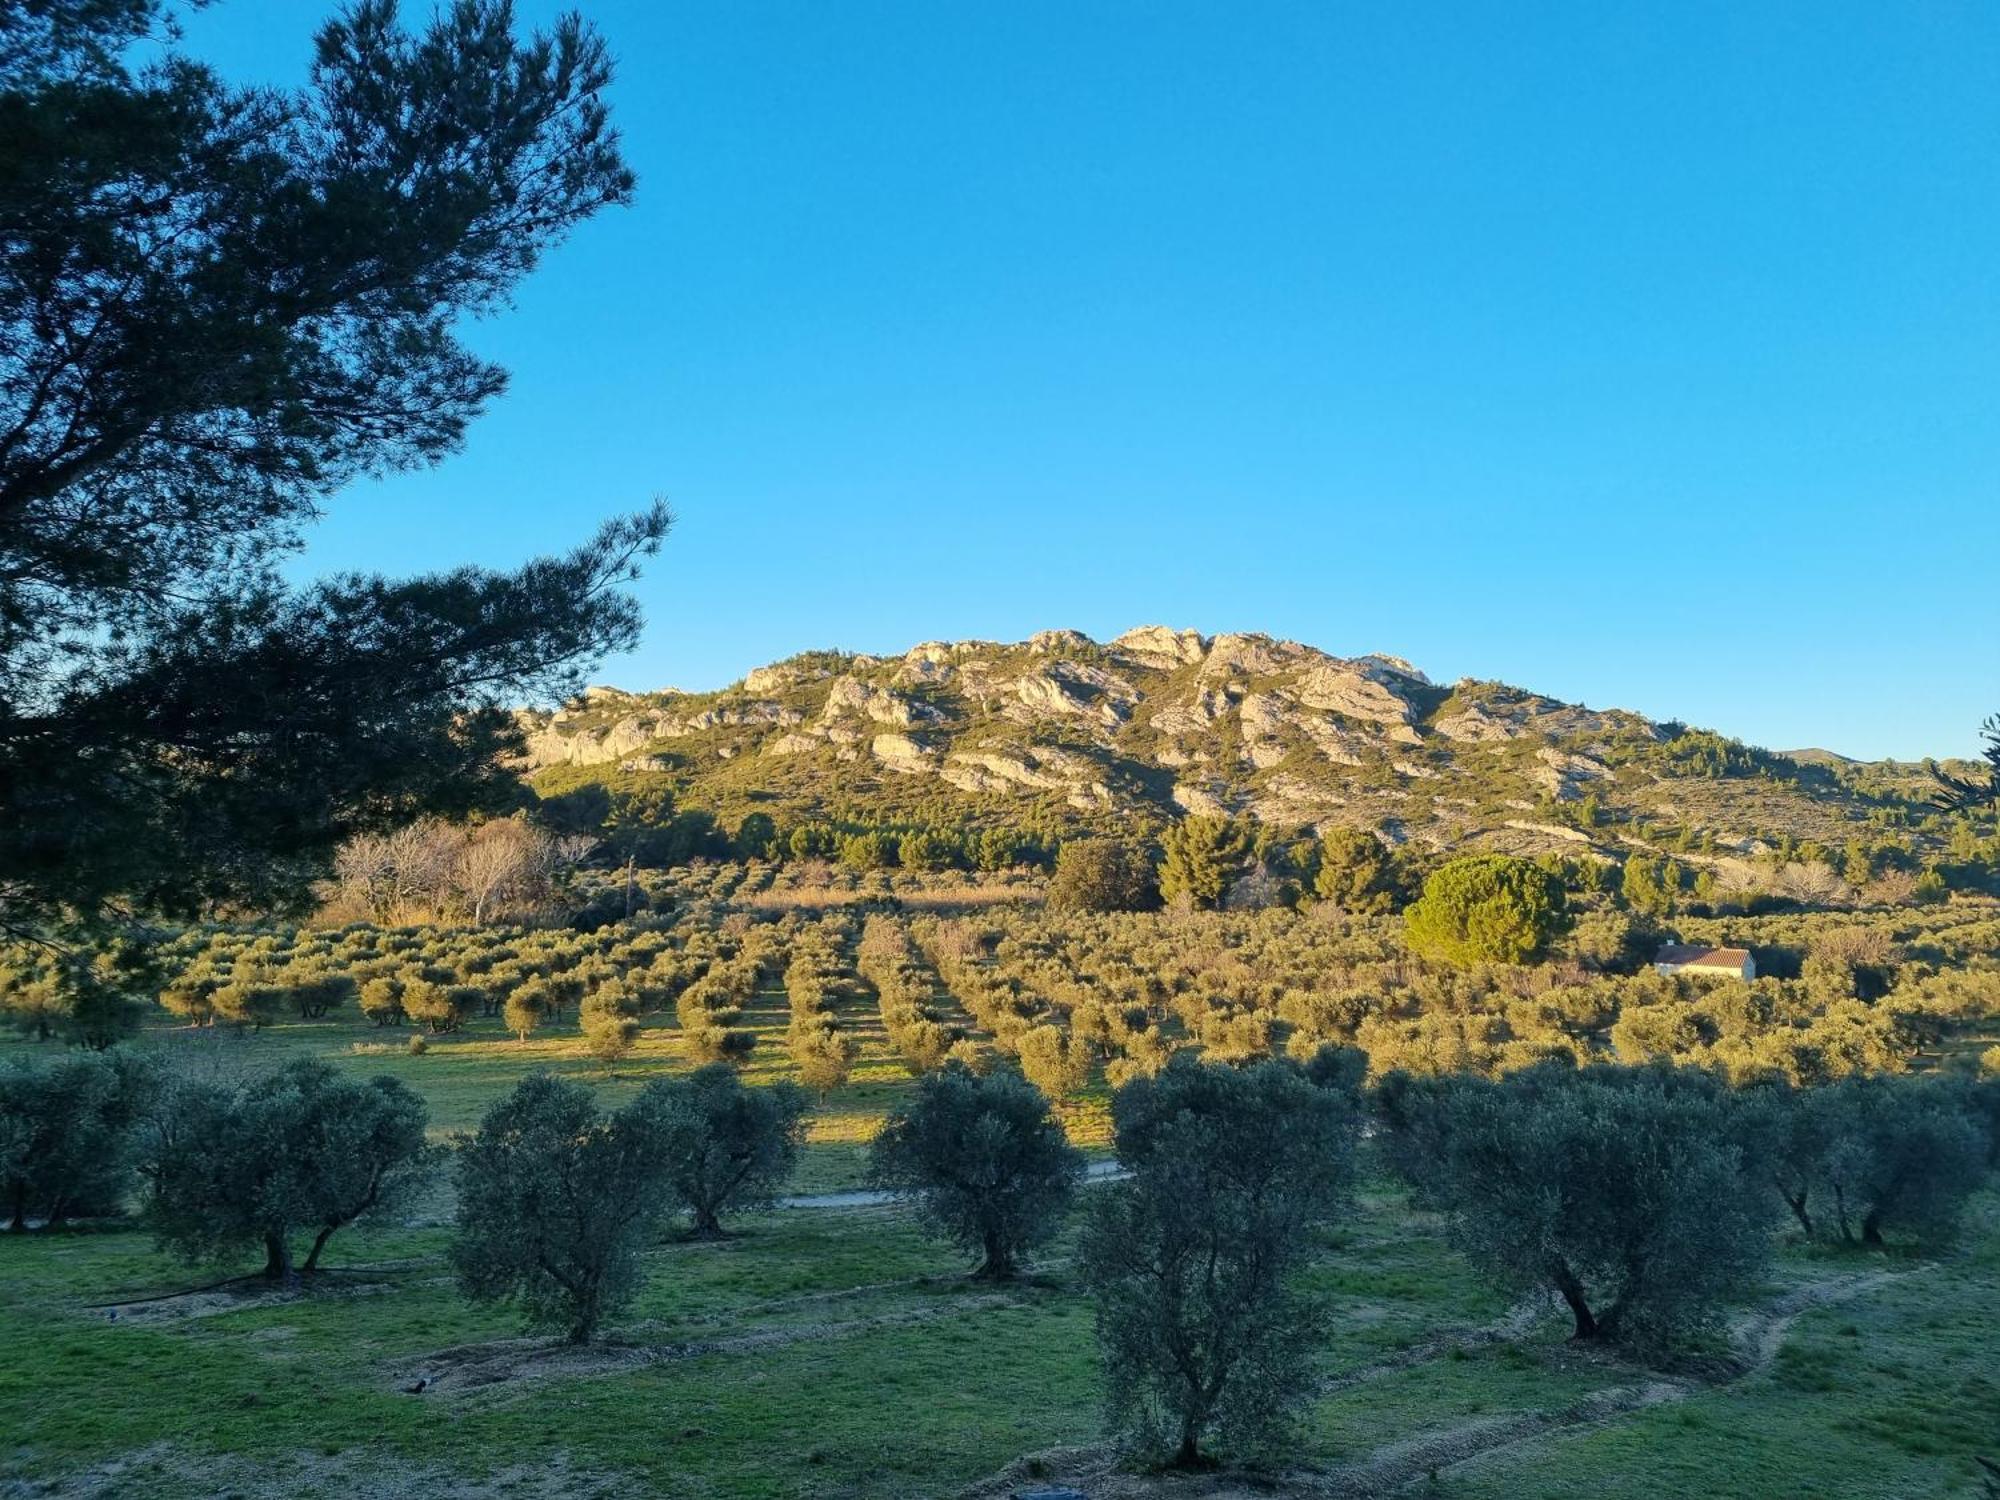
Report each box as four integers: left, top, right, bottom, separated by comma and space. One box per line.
1934, 717, 2000, 810
0, 0, 664, 934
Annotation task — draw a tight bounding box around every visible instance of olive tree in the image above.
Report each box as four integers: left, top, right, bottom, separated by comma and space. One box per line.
1082, 1053, 1362, 1468
788, 1016, 858, 1100
1046, 839, 1160, 913
1379, 1062, 1772, 1347
142, 1057, 434, 1279
1017, 1024, 1093, 1104
0, 942, 155, 1049
1814, 1075, 1987, 1247
451, 1073, 677, 1342
869, 1064, 1084, 1280
635, 1065, 808, 1238
0, 1051, 156, 1230
578, 981, 641, 1063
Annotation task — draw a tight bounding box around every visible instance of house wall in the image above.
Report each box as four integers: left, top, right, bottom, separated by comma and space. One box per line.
1654, 957, 1755, 980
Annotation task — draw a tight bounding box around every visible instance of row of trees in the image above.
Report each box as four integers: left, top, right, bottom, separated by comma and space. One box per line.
856, 915, 965, 1072
0, 1054, 432, 1270
868, 1053, 1996, 1465
0, 1052, 808, 1314
521, 787, 1062, 877
27, 887, 1993, 1108
6, 1041, 1994, 1467
1379, 1065, 1993, 1344
782, 920, 861, 1097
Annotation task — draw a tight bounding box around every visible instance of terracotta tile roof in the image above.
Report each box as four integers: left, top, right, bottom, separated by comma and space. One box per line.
1655, 944, 1752, 966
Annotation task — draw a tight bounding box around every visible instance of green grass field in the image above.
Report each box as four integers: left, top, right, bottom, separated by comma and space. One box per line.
3, 1007, 1997, 1498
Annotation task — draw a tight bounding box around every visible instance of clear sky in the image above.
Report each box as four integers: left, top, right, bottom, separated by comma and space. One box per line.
180, 2, 1999, 760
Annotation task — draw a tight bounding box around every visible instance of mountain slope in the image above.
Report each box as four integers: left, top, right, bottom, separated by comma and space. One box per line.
516, 627, 1934, 855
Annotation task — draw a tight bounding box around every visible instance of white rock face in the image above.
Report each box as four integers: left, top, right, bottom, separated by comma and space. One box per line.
1532, 747, 1610, 801
1151, 685, 1233, 736
744, 660, 833, 694
1112, 624, 1208, 668
511, 628, 1693, 860
1007, 663, 1139, 727
1504, 819, 1594, 844
940, 744, 1110, 806
1201, 632, 1310, 679
1237, 692, 1290, 738
1354, 654, 1429, 684
1295, 663, 1421, 741
819, 676, 942, 728
1253, 775, 1345, 817
1171, 780, 1234, 817
671, 702, 801, 735
1244, 739, 1290, 770
517, 713, 662, 769
871, 733, 934, 773
1433, 705, 1521, 743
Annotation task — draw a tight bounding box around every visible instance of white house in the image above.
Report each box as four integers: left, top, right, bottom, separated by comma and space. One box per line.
1653, 943, 1756, 981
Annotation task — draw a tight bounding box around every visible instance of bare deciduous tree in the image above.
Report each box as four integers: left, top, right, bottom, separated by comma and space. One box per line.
324, 818, 576, 925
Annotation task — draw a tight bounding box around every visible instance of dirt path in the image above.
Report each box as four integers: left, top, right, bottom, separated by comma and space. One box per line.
956, 1266, 1924, 1500
1316, 1294, 1553, 1397
1315, 1377, 1692, 1495
1317, 1266, 1924, 1495
777, 1157, 1125, 1210
86, 1264, 436, 1326
391, 1291, 1027, 1398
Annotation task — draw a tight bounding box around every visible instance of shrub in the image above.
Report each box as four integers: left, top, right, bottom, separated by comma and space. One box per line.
359, 975, 406, 1026
579, 983, 641, 1062
1311, 827, 1400, 914
503, 984, 546, 1042
1156, 818, 1250, 911
1016, 1025, 1092, 1103
1047, 839, 1160, 913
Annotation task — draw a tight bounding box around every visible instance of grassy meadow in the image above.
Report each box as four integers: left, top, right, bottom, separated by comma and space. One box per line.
3, 879, 1998, 1497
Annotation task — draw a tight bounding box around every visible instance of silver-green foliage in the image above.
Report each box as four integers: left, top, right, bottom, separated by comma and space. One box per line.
451, 1073, 676, 1342
1081, 1051, 1364, 1467
1379, 1062, 1773, 1348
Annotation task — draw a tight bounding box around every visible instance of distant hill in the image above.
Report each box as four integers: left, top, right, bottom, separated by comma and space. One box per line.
516, 627, 1947, 857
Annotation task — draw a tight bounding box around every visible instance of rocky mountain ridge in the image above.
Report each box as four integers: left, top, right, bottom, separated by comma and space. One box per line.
507, 626, 1922, 856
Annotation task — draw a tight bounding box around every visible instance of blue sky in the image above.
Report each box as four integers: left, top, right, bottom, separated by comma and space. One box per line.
182, 2, 1999, 759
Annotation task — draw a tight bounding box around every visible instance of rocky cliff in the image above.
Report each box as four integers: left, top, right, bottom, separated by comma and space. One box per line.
515, 627, 1914, 854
